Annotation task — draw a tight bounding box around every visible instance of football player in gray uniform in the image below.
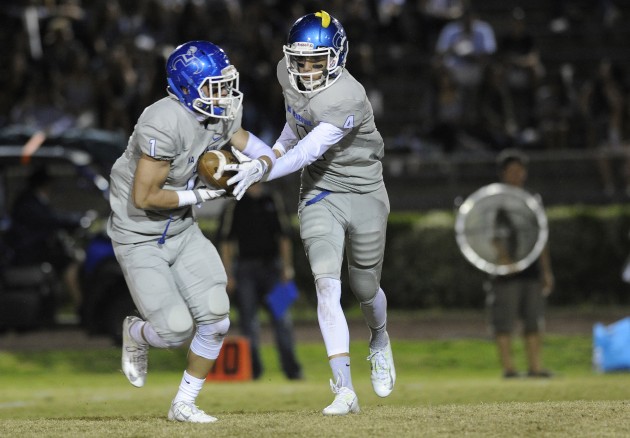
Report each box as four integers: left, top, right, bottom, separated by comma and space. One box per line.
107, 41, 275, 423
228, 11, 395, 415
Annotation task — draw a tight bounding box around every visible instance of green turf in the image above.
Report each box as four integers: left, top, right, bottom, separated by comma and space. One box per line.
1, 336, 629, 437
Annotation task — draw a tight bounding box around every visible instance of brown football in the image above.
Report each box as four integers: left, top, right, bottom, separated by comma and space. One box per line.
197, 149, 240, 195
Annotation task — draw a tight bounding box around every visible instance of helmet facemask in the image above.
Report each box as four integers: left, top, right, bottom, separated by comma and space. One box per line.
191, 65, 243, 119
283, 43, 343, 94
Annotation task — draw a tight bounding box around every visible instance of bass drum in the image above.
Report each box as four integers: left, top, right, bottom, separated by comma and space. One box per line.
455, 183, 548, 276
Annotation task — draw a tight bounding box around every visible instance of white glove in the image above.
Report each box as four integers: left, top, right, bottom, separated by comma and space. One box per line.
231, 146, 251, 163
177, 188, 226, 207
225, 159, 268, 200
196, 188, 226, 202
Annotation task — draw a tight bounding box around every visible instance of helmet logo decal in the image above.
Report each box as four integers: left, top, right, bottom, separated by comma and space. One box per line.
332, 32, 345, 51
170, 46, 203, 74
315, 10, 331, 28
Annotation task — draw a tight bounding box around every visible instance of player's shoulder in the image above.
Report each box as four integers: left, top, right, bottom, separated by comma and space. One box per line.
140, 96, 189, 125
311, 70, 366, 114
322, 70, 365, 100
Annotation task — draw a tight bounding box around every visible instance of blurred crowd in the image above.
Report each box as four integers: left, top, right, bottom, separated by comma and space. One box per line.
1, 0, 629, 159
382, 0, 629, 159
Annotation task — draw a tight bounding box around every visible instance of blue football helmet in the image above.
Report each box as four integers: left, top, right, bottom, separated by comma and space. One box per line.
283, 10, 348, 94
166, 41, 242, 119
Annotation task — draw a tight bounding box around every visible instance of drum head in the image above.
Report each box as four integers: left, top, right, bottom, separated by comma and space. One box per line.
455, 183, 548, 276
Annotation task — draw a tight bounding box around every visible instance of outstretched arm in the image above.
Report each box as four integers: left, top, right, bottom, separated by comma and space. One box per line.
265, 122, 348, 182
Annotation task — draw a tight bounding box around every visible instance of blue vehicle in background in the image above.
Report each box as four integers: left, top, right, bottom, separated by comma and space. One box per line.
0, 128, 135, 344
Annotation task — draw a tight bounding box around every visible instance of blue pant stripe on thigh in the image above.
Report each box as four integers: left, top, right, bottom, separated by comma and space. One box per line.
305, 190, 331, 206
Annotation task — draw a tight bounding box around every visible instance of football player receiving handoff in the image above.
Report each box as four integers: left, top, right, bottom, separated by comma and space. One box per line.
228, 11, 396, 415
107, 41, 275, 423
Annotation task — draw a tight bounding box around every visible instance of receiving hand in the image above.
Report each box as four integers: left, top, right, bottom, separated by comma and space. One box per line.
225, 159, 268, 200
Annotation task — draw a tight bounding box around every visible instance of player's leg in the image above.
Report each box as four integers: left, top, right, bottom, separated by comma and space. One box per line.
114, 239, 195, 389
299, 193, 359, 415
346, 187, 395, 397
168, 224, 230, 423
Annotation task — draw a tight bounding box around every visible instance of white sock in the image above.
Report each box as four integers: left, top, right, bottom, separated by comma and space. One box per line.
330, 356, 353, 391
173, 371, 205, 403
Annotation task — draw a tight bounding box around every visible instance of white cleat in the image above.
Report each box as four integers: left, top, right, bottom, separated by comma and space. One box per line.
367, 341, 396, 397
322, 378, 360, 416
168, 400, 218, 423
121, 316, 149, 388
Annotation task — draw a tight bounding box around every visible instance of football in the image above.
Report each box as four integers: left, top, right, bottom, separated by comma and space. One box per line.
197, 149, 240, 195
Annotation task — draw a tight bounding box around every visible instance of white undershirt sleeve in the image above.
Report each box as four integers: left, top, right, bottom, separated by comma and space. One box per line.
272, 122, 299, 157
242, 131, 276, 166
266, 122, 348, 181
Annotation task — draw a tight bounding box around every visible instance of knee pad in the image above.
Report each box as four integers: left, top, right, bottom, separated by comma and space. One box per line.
148, 304, 195, 347
190, 318, 231, 360
195, 284, 230, 325
308, 240, 342, 280
348, 264, 381, 302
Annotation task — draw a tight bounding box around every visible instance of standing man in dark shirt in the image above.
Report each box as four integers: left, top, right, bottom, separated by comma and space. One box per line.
218, 183, 303, 380
489, 149, 554, 378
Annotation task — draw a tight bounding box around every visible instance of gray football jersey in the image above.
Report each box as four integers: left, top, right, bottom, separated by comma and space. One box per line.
277, 60, 385, 194
107, 96, 242, 244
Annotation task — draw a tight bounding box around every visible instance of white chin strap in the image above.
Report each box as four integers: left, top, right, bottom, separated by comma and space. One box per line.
299, 75, 324, 90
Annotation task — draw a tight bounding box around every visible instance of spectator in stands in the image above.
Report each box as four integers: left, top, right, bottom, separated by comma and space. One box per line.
94, 42, 139, 136
579, 58, 629, 197
534, 63, 581, 150
418, 0, 466, 52
420, 65, 466, 154
499, 7, 546, 147
56, 45, 98, 129
10, 73, 77, 138
434, 2, 496, 126
340, 0, 380, 82
477, 62, 517, 151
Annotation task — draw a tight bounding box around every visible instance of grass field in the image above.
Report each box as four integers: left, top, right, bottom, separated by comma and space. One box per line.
1, 335, 629, 437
